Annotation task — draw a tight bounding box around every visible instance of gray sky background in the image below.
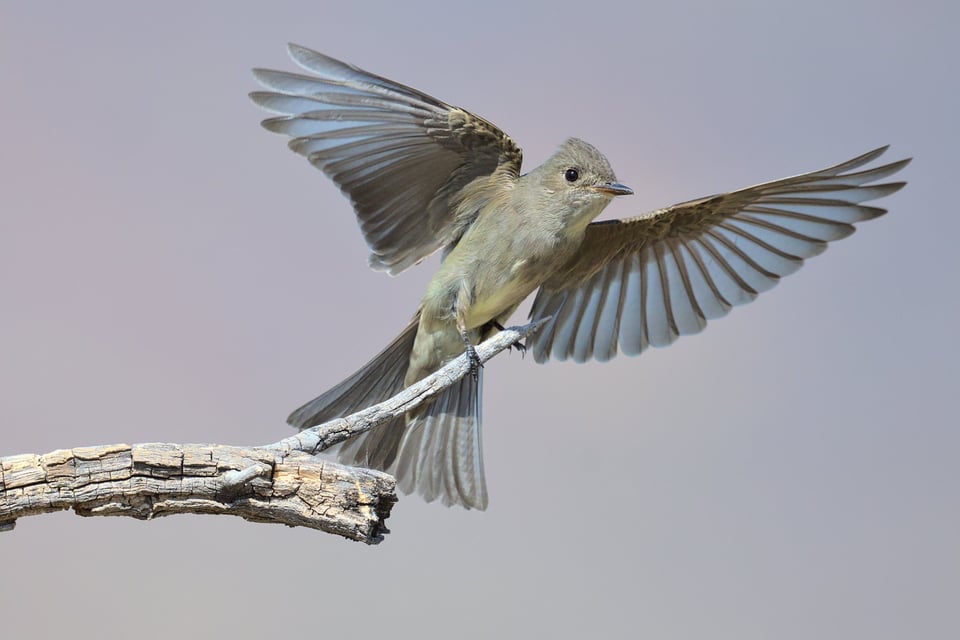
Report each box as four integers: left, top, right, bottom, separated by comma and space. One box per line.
1, 2, 956, 638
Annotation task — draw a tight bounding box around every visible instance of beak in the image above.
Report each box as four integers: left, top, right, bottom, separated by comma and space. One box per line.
591, 181, 634, 196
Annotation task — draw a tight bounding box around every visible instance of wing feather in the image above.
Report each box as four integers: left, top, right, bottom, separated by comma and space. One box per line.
251, 45, 522, 275
530, 148, 909, 362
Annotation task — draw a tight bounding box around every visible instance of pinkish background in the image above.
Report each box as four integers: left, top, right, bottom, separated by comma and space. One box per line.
2, 2, 956, 638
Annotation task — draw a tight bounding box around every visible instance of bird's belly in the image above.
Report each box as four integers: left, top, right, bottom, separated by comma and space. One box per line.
464, 261, 538, 328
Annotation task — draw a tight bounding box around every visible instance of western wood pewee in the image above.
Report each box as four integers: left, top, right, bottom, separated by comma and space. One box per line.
251, 44, 909, 510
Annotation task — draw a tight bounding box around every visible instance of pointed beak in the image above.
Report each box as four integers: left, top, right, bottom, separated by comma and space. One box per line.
591, 181, 634, 196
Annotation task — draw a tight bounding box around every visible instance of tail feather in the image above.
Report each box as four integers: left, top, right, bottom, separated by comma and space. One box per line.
287, 315, 420, 470
287, 315, 420, 430
396, 369, 486, 510
286, 312, 489, 509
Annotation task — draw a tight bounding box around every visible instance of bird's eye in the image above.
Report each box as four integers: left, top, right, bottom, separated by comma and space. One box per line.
564, 168, 580, 183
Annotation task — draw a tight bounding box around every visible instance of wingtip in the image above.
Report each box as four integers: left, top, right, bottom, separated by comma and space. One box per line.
250, 68, 276, 90
247, 90, 270, 108
286, 42, 310, 57
287, 42, 335, 70
247, 90, 279, 112
857, 145, 890, 165
859, 145, 915, 170
871, 148, 913, 173
884, 180, 909, 195
286, 42, 317, 68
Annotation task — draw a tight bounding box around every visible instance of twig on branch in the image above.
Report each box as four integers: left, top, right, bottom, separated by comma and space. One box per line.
0, 321, 546, 543
266, 320, 546, 456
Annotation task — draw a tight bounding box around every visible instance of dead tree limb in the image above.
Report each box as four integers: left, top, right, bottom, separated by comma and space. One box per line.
0, 321, 545, 543
0, 444, 394, 542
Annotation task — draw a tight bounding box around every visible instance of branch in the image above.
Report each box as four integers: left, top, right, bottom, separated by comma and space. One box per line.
0, 321, 546, 543
0, 444, 394, 542
266, 320, 546, 456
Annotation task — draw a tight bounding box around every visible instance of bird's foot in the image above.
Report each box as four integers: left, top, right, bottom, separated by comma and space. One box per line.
490, 320, 526, 357
463, 339, 482, 380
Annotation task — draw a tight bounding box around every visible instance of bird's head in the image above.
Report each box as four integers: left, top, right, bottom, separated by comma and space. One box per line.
533, 138, 632, 228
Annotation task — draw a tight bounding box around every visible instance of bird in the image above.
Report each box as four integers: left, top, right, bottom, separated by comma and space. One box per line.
250, 44, 909, 510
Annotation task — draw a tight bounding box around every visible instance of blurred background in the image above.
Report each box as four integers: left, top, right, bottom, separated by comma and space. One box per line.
1, 2, 956, 638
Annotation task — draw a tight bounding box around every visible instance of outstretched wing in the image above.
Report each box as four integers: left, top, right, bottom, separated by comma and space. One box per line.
530, 147, 910, 363
250, 44, 522, 275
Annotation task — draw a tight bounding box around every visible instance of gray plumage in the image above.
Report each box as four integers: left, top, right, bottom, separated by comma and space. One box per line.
252, 44, 909, 510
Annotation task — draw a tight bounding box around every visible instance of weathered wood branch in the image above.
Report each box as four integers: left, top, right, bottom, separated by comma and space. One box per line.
0, 321, 545, 543
0, 444, 395, 542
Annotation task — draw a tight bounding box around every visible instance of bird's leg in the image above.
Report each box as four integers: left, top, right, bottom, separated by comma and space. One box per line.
489, 320, 526, 357
457, 318, 481, 380
455, 288, 482, 380
460, 329, 481, 380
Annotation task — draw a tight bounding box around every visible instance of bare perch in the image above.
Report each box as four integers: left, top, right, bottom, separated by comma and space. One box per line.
0, 444, 395, 543
0, 321, 545, 542
266, 320, 547, 456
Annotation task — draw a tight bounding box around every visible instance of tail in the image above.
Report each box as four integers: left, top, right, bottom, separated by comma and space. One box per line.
395, 368, 486, 509
286, 313, 488, 510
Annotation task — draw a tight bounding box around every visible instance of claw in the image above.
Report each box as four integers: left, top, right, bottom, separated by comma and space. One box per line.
490, 320, 526, 357
512, 340, 527, 358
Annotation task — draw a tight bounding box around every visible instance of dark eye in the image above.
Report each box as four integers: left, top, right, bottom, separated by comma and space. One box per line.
564, 168, 580, 183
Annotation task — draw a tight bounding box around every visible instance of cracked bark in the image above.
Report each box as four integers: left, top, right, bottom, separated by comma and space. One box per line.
0, 444, 394, 542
